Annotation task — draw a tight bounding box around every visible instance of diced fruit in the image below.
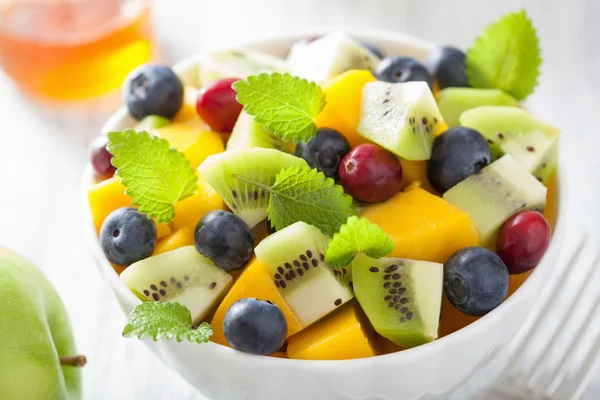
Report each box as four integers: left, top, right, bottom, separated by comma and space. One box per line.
100, 207, 156, 266
428, 127, 492, 193
496, 211, 551, 274
361, 42, 384, 58
135, 115, 170, 131
120, 246, 233, 323
124, 64, 184, 120
155, 223, 171, 240
196, 77, 243, 132
444, 247, 509, 316
198, 148, 307, 228
338, 143, 402, 203
227, 111, 294, 153
436, 88, 519, 127
223, 298, 287, 355
287, 33, 381, 83
194, 210, 254, 272
398, 159, 436, 193
353, 254, 443, 348
314, 69, 376, 147
172, 174, 223, 232
459, 106, 559, 183
173, 86, 202, 122
153, 227, 195, 256
443, 154, 547, 247
295, 128, 351, 179
200, 49, 288, 86
425, 47, 469, 89
374, 56, 433, 89
89, 136, 115, 176
211, 258, 302, 346
361, 187, 480, 263
254, 222, 353, 327
358, 81, 444, 160
156, 120, 225, 168
286, 300, 378, 360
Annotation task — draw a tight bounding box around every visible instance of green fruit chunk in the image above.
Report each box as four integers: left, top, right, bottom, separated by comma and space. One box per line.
227, 111, 295, 153
0, 249, 82, 400
436, 88, 519, 127
254, 221, 353, 327
200, 49, 288, 86
134, 115, 170, 131
352, 253, 443, 349
443, 154, 547, 248
198, 148, 307, 228
120, 246, 233, 324
459, 106, 559, 184
358, 81, 443, 160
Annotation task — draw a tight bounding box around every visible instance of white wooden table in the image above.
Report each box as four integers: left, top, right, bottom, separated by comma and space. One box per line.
1, 0, 598, 399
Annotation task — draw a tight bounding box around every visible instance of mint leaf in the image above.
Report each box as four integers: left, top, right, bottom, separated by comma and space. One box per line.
465, 10, 541, 100
325, 216, 395, 268
233, 73, 326, 143
233, 165, 354, 236
108, 130, 197, 223
123, 302, 212, 344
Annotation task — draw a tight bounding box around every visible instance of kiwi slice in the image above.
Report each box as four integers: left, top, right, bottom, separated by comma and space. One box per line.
352, 253, 443, 349
199, 49, 289, 86
358, 81, 444, 161
459, 106, 559, 184
120, 246, 233, 323
134, 115, 170, 131
254, 221, 354, 328
198, 148, 307, 228
443, 154, 547, 248
226, 111, 295, 153
436, 88, 519, 127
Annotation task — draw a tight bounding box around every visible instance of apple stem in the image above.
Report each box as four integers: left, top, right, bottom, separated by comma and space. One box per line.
59, 355, 87, 367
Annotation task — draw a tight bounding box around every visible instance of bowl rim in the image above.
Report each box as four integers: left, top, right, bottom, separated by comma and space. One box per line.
83, 28, 568, 369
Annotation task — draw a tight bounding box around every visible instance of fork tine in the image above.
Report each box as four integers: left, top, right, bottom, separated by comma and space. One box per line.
523, 246, 600, 389
501, 235, 589, 379
544, 254, 600, 398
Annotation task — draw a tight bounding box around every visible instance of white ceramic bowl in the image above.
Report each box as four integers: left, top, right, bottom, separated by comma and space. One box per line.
82, 30, 566, 400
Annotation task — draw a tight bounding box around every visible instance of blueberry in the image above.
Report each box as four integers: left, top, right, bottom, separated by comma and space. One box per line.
374, 56, 433, 89
444, 247, 509, 316
361, 42, 384, 59
194, 210, 253, 271
100, 207, 156, 266
428, 127, 492, 193
124, 64, 184, 121
223, 298, 287, 355
295, 128, 351, 179
425, 46, 469, 89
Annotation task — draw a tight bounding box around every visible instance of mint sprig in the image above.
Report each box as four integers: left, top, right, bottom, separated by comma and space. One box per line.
465, 10, 541, 100
233, 165, 354, 236
108, 130, 197, 223
123, 302, 213, 344
325, 216, 395, 268
233, 73, 326, 143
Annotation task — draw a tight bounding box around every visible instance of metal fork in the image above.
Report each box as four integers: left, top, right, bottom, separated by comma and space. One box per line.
442, 233, 600, 400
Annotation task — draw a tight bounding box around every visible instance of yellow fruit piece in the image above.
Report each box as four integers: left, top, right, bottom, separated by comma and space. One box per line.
315, 70, 376, 147
173, 86, 200, 122
87, 176, 171, 236
436, 120, 449, 136
153, 227, 195, 256
286, 300, 378, 360
398, 158, 437, 194
362, 187, 480, 263
211, 259, 303, 346
172, 175, 223, 232
156, 120, 225, 168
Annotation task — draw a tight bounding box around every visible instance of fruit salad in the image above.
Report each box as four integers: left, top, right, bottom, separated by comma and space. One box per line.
88, 10, 559, 360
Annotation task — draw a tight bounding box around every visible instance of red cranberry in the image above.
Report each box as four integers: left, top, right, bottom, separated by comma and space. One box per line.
196, 77, 243, 132
496, 211, 551, 274
90, 136, 116, 176
338, 143, 402, 203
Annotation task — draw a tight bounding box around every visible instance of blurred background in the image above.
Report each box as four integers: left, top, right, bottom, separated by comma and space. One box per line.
0, 0, 597, 398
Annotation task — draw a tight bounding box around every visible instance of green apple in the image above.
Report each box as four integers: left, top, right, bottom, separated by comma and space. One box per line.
0, 248, 84, 400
